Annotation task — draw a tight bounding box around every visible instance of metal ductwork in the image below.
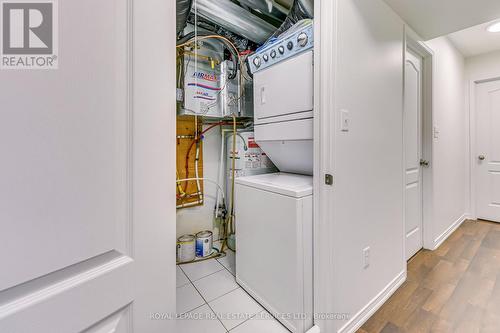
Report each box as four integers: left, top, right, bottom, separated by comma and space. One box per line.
268, 0, 313, 40
177, 0, 193, 36
238, 0, 289, 20
180, 0, 313, 45
298, 0, 313, 18
191, 0, 277, 44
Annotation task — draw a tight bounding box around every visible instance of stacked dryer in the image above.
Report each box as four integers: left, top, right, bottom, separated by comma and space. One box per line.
235, 20, 314, 333
248, 20, 314, 175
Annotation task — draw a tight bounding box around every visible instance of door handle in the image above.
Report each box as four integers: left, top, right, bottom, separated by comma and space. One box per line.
478, 155, 486, 161
420, 159, 429, 167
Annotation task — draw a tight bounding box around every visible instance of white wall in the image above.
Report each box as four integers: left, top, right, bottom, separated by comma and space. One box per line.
466, 50, 500, 81
316, 3, 472, 331
321, 0, 406, 331
425, 37, 468, 247
176, 126, 222, 238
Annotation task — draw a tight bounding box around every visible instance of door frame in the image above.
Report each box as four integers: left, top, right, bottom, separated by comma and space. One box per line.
404, 33, 435, 252
468, 76, 500, 220
312, 0, 333, 330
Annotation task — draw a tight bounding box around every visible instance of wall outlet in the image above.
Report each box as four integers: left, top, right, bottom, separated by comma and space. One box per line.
363, 247, 370, 269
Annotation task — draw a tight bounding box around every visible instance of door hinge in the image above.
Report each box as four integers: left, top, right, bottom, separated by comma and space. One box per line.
325, 174, 334, 186
419, 159, 430, 167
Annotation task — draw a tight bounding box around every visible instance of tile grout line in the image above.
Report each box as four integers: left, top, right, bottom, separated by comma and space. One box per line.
205, 294, 230, 332
182, 259, 231, 331
217, 251, 236, 277
227, 309, 266, 332
219, 263, 236, 277
180, 259, 226, 283
176, 266, 191, 288
206, 286, 241, 304
178, 254, 243, 332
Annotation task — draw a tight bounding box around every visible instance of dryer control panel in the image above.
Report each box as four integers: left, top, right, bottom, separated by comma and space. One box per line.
247, 20, 313, 75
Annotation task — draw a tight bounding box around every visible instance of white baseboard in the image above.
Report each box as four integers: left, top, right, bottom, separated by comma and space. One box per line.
432, 214, 468, 250
337, 270, 406, 333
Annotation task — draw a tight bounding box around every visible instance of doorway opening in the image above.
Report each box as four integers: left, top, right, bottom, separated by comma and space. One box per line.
174, 1, 317, 332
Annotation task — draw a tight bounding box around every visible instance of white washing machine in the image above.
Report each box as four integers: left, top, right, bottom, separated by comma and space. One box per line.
235, 173, 313, 333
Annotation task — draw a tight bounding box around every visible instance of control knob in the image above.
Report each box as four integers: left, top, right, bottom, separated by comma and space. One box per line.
270, 50, 276, 58
278, 46, 285, 54
287, 41, 294, 50
253, 56, 261, 68
297, 32, 308, 47
263, 54, 269, 62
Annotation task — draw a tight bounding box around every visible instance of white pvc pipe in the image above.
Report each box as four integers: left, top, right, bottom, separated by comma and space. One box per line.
177, 178, 226, 204
215, 130, 226, 218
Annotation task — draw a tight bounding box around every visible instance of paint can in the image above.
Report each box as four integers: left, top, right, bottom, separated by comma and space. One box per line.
195, 231, 213, 257
177, 234, 196, 263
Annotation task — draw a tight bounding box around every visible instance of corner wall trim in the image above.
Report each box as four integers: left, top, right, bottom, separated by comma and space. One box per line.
338, 270, 406, 333
432, 214, 468, 250
306, 325, 321, 333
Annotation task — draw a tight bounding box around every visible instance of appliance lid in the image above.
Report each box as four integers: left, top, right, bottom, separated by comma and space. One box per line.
235, 172, 312, 198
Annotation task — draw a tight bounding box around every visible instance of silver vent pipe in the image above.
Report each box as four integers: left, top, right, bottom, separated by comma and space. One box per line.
268, 0, 313, 40
192, 0, 277, 44
299, 0, 313, 18
238, 0, 289, 19
177, 0, 193, 36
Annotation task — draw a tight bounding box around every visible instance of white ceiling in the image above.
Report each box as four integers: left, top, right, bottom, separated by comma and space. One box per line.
448, 20, 500, 58
382, 0, 500, 40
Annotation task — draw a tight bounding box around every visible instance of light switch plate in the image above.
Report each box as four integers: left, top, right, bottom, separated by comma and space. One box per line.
340, 109, 350, 132
433, 125, 440, 139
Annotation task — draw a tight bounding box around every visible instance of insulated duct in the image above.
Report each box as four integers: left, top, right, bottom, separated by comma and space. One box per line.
177, 0, 193, 36
192, 0, 277, 44
238, 0, 289, 20
298, 0, 313, 18
268, 0, 313, 39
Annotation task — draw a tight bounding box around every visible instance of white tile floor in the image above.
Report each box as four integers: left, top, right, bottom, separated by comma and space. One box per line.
176, 249, 290, 333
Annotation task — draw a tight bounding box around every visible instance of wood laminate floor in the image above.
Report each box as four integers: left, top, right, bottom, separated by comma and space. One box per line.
359, 220, 500, 333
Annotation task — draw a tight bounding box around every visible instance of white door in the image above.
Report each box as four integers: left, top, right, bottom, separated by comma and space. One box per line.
476, 79, 500, 223
404, 50, 424, 260
0, 1, 176, 332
